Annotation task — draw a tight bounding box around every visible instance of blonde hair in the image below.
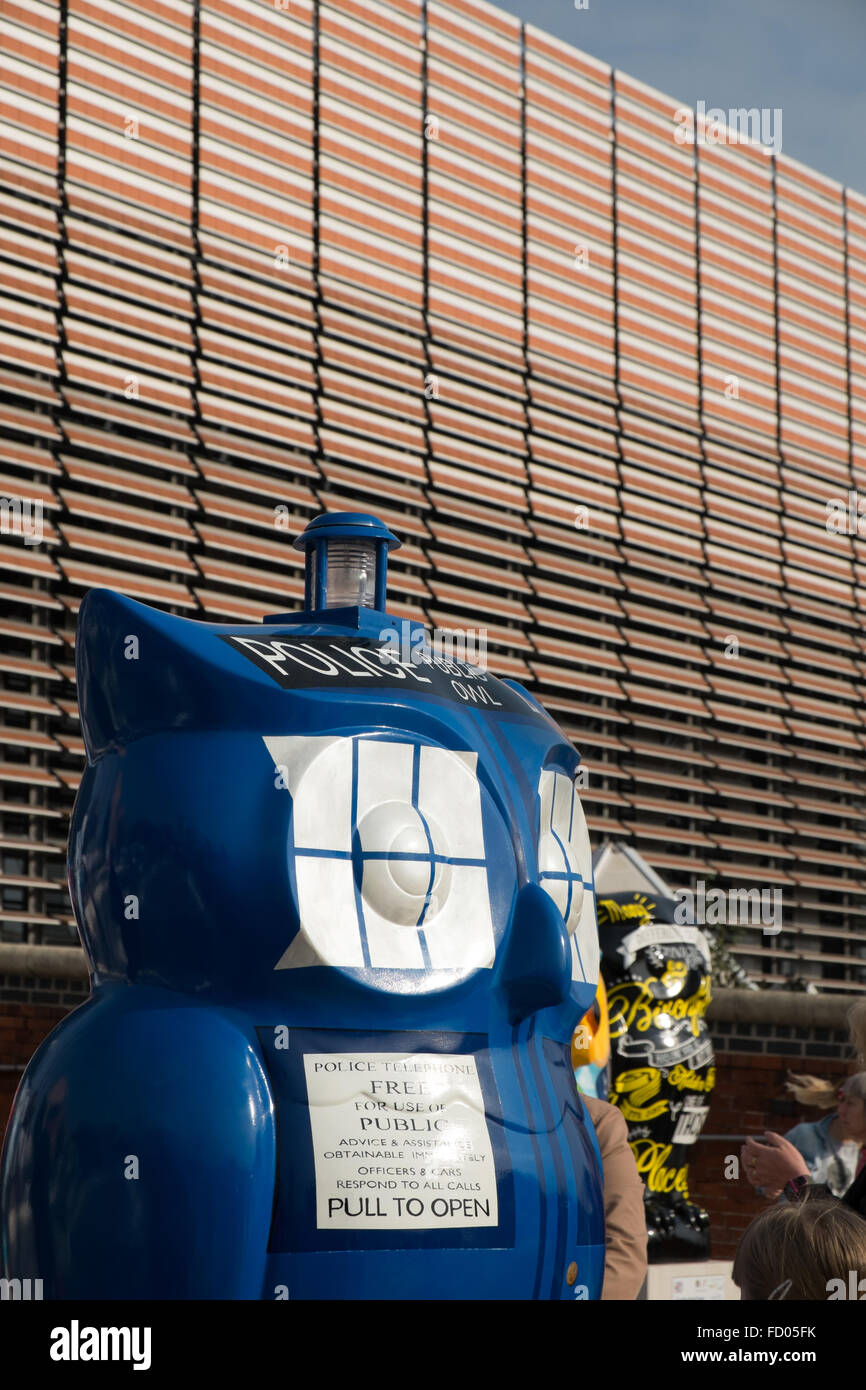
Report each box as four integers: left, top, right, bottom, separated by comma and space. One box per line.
733, 1198, 866, 1301
784, 1072, 837, 1109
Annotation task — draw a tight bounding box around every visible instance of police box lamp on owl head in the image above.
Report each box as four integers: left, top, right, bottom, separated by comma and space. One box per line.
292, 512, 401, 615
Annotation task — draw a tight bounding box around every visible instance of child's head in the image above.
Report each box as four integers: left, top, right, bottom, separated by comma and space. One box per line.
733, 1197, 866, 1300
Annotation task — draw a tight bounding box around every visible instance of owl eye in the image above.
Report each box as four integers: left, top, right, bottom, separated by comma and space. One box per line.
262, 733, 500, 987
536, 769, 599, 987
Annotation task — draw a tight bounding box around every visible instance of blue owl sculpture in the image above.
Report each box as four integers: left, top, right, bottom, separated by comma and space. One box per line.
0, 513, 604, 1299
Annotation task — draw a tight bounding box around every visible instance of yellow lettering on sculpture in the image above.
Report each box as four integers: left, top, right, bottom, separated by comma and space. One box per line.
608, 977, 712, 1041
630, 1139, 691, 1196
668, 1064, 716, 1093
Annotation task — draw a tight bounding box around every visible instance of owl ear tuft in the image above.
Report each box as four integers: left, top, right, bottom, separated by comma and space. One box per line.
75, 589, 199, 759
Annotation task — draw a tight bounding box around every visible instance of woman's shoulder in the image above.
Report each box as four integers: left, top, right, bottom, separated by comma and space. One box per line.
784, 1120, 818, 1142
783, 1120, 825, 1155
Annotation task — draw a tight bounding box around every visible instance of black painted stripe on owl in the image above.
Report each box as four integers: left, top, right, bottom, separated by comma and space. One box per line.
511, 1019, 548, 1302
526, 1028, 572, 1300
466, 712, 557, 1296
542, 1035, 605, 1271
471, 709, 584, 1295
474, 708, 602, 1281
220, 633, 529, 712
463, 712, 552, 1296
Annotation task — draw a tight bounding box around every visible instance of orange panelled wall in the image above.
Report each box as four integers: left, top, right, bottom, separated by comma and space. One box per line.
0, 0, 865, 989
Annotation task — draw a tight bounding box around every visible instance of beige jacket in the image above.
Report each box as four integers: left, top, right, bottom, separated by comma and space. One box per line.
582, 1094, 648, 1300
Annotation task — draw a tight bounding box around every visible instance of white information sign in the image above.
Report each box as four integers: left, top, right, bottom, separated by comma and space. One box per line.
671, 1275, 726, 1301
303, 1053, 499, 1230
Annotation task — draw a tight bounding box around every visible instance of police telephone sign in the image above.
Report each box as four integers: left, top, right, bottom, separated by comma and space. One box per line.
303, 1053, 499, 1230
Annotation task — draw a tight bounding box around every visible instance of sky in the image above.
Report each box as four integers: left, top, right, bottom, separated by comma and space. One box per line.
497, 0, 866, 194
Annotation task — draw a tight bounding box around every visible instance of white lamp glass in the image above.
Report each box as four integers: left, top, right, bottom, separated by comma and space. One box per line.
324, 540, 377, 608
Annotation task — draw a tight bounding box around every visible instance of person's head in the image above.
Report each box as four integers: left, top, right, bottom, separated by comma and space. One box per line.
837, 1073, 866, 1143
733, 1197, 866, 1300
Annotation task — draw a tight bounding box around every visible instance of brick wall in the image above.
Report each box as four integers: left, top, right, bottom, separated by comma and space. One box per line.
689, 1051, 856, 1261
711, 1017, 855, 1059
0, 977, 89, 1150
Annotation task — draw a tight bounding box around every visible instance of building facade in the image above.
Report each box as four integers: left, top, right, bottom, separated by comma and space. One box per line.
2, 0, 866, 989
